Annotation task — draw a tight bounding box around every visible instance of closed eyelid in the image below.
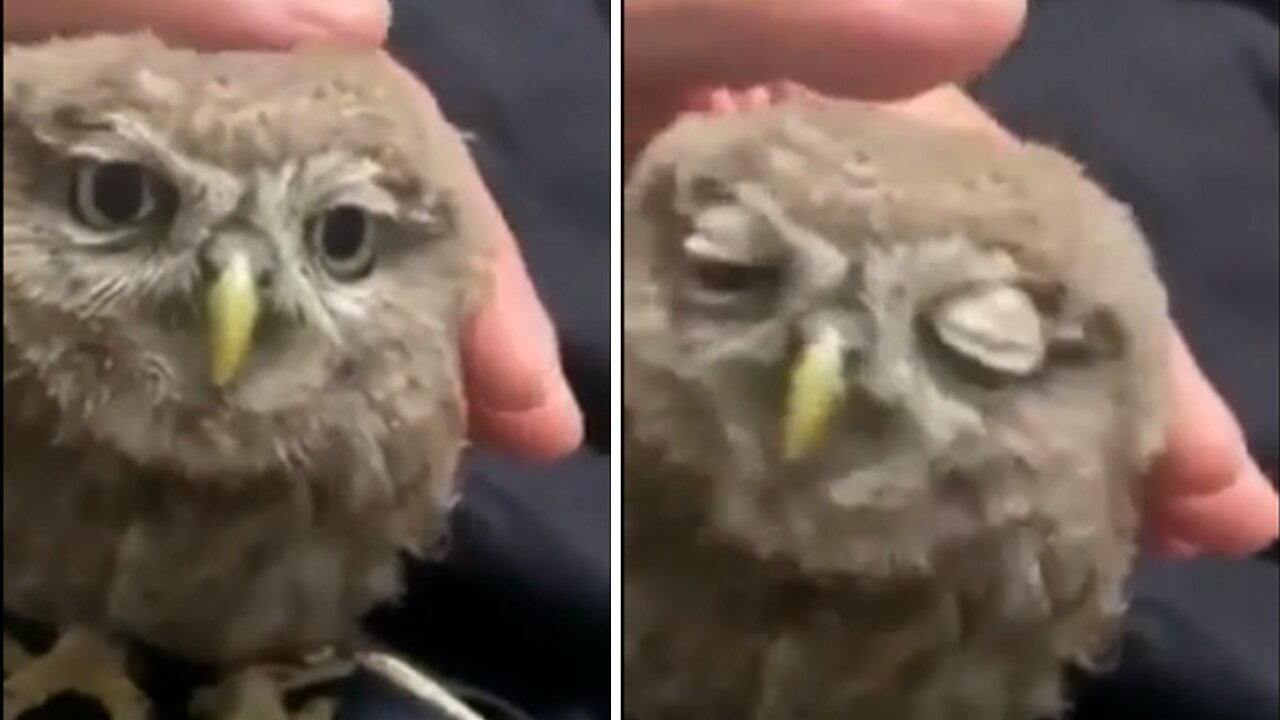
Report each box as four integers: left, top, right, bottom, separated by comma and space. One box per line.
686, 207, 779, 266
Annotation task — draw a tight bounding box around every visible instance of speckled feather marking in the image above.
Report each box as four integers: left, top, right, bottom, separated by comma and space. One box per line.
623, 98, 1170, 719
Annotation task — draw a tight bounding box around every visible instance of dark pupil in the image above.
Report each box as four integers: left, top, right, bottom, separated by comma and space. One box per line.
93, 162, 149, 223
320, 206, 367, 260
690, 258, 778, 294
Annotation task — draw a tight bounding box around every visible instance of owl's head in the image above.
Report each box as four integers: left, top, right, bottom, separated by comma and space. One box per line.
3, 35, 486, 483
624, 102, 1169, 576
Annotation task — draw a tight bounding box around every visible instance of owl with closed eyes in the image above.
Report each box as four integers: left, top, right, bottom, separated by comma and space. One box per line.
4, 33, 489, 719
623, 98, 1171, 720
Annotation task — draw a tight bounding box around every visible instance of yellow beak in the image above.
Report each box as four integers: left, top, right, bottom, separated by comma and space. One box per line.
206, 252, 260, 386
781, 323, 847, 462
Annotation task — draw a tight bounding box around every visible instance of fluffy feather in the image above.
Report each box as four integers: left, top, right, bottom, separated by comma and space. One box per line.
623, 98, 1170, 720
3, 33, 487, 666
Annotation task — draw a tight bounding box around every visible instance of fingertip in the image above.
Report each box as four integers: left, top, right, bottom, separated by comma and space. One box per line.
469, 377, 585, 462
796, 0, 1027, 97
921, 0, 1027, 88
463, 289, 559, 415
1154, 332, 1250, 497
458, 186, 566, 419
463, 306, 584, 461
1158, 465, 1280, 556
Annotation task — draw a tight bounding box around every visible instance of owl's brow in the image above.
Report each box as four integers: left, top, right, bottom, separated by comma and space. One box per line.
732, 181, 847, 292
64, 111, 234, 181
60, 111, 163, 156
59, 111, 242, 215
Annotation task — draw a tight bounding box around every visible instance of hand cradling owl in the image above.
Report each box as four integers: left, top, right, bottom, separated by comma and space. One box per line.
4, 33, 489, 719
623, 98, 1171, 720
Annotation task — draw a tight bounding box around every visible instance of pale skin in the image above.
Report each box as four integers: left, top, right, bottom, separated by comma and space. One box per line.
2, 0, 1274, 553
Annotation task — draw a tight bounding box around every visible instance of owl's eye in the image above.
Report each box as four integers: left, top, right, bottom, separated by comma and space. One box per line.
681, 231, 782, 298
927, 284, 1046, 377
70, 160, 163, 230
310, 205, 376, 281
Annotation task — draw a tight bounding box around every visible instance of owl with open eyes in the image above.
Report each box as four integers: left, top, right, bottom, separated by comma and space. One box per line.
3, 33, 489, 719
623, 98, 1171, 720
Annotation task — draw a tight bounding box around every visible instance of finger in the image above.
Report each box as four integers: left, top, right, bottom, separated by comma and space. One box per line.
625, 0, 1025, 148
382, 64, 584, 461
1154, 466, 1280, 555
3, 0, 390, 48
626, 0, 1025, 95
1151, 332, 1260, 497
461, 197, 585, 460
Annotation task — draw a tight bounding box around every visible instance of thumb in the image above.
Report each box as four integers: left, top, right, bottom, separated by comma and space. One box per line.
3, 0, 390, 48
623, 0, 1024, 162
625, 0, 1024, 99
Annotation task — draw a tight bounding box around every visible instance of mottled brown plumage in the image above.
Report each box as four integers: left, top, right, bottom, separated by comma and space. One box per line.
3, 33, 488, 718
623, 99, 1170, 720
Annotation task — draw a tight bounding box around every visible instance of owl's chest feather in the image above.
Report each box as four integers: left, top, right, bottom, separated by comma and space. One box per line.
2, 430, 444, 666
625, 534, 1107, 720
622, 455, 1131, 720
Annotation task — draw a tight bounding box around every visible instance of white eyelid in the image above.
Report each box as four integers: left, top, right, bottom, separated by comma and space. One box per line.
931, 284, 1046, 376
66, 145, 127, 163
683, 205, 776, 267
682, 232, 757, 265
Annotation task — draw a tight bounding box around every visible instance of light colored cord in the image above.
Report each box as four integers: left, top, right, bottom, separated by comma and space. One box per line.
356, 651, 490, 720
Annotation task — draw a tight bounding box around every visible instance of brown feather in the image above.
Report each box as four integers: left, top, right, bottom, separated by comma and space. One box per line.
623, 99, 1170, 719
3, 33, 488, 666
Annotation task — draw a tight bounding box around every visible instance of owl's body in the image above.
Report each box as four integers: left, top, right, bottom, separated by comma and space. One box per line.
4, 34, 484, 669
623, 100, 1169, 719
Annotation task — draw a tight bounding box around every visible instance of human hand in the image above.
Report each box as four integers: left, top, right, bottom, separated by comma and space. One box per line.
624, 0, 1026, 161
4, 0, 584, 462
624, 0, 1279, 557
